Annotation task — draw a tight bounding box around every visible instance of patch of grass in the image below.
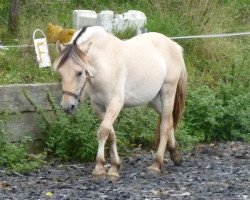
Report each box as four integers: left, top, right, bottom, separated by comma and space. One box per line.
113, 26, 138, 40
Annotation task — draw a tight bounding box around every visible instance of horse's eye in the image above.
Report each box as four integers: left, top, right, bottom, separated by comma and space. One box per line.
76, 71, 83, 77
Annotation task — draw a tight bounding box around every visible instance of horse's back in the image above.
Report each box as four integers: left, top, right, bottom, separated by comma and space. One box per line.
88, 32, 185, 107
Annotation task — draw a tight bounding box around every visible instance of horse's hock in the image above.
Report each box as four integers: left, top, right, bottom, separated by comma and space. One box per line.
0, 83, 61, 150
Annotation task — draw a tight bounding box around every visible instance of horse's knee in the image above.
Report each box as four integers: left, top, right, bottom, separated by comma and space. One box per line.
108, 130, 115, 142
97, 125, 110, 140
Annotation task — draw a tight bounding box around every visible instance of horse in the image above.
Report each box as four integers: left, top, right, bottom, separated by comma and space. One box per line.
53, 26, 187, 180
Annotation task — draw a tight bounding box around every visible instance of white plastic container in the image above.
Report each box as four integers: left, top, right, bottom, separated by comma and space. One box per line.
33, 29, 51, 68
97, 10, 114, 32
123, 10, 147, 34
73, 10, 97, 30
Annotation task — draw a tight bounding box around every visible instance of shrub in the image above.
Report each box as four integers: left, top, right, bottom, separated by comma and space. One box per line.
42, 97, 158, 161
42, 100, 99, 161
183, 85, 250, 142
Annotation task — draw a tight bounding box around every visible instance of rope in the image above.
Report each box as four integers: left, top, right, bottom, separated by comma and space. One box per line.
170, 32, 250, 40
0, 31, 250, 49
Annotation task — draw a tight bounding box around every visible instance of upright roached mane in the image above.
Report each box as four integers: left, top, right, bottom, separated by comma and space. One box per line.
54, 26, 187, 181
55, 45, 87, 69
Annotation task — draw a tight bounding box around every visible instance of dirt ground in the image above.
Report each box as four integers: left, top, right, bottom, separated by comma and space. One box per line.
0, 142, 249, 200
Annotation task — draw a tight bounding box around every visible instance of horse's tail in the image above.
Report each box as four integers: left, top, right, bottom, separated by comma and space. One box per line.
173, 55, 187, 129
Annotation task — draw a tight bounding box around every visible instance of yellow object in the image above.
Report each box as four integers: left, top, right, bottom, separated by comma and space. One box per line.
46, 23, 76, 44
45, 191, 53, 197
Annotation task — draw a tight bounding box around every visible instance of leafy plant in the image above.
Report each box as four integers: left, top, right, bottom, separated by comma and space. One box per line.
183, 85, 250, 142
42, 98, 99, 161
42, 98, 156, 161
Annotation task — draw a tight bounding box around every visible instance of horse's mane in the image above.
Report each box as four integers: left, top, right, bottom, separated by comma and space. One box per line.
54, 26, 107, 70
56, 44, 87, 69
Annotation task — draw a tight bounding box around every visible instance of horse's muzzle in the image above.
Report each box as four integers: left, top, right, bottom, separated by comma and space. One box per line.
61, 103, 76, 114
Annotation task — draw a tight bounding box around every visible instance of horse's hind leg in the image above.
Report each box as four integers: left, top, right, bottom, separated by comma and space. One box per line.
167, 131, 182, 166
148, 82, 180, 173
152, 116, 181, 166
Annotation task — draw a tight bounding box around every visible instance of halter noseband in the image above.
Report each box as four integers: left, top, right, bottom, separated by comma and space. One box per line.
62, 71, 91, 102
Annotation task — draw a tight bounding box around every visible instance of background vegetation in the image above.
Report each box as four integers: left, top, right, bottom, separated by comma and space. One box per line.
0, 0, 249, 169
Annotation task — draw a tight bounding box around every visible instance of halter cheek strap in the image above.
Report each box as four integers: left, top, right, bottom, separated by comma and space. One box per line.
62, 71, 91, 102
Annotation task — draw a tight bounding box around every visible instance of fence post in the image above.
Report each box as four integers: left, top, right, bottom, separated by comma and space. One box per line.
8, 0, 20, 35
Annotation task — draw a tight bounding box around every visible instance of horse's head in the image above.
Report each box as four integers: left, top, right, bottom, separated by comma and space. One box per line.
53, 42, 92, 114
53, 26, 107, 114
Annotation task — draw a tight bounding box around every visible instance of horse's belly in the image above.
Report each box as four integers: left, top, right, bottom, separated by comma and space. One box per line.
124, 90, 159, 107
124, 71, 165, 107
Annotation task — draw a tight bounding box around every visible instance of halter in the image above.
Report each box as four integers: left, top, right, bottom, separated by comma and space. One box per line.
62, 71, 91, 102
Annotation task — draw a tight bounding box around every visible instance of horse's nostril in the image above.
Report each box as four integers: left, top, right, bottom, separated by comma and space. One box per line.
71, 104, 75, 111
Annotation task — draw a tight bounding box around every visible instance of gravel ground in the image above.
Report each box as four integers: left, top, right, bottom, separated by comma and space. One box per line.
0, 142, 249, 200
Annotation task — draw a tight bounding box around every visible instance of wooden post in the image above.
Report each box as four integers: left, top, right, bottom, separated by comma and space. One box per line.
8, 0, 20, 34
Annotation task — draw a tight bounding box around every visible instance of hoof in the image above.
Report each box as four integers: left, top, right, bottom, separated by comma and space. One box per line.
92, 168, 106, 177
147, 165, 161, 174
170, 150, 182, 166
173, 158, 182, 166
171, 153, 182, 166
107, 171, 119, 182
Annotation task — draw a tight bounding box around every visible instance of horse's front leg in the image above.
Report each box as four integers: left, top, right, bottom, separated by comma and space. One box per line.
92, 99, 122, 179
107, 127, 120, 180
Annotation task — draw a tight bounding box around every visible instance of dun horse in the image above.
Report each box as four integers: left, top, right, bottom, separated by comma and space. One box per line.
53, 26, 187, 180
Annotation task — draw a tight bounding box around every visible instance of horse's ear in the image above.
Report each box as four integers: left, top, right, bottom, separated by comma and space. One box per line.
56, 41, 63, 53
82, 42, 92, 54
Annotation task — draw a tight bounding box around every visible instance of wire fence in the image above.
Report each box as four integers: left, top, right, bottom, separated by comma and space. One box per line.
1, 31, 250, 49
0, 30, 249, 84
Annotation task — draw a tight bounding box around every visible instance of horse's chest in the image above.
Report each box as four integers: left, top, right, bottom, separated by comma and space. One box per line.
88, 90, 110, 106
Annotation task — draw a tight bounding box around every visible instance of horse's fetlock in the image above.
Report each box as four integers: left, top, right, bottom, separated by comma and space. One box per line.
155, 154, 164, 165
96, 157, 105, 165
167, 145, 176, 153
112, 160, 121, 170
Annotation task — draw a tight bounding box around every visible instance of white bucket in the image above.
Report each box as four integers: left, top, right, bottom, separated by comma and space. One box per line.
97, 10, 114, 32
33, 29, 51, 68
73, 10, 97, 30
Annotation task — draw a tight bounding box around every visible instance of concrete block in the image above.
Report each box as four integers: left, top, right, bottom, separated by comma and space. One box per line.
73, 10, 97, 30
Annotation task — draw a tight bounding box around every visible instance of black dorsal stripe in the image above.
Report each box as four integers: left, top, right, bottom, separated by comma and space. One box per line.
73, 26, 89, 45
